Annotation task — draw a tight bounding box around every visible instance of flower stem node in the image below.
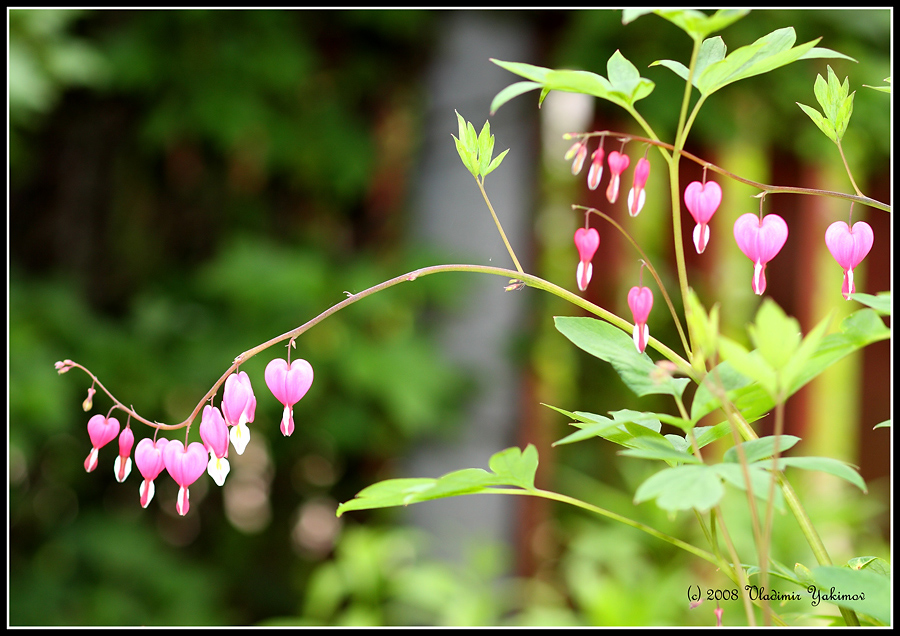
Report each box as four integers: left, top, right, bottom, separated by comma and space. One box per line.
684, 180, 722, 254
265, 358, 315, 437
84, 414, 120, 473
573, 227, 600, 292
824, 220, 873, 300
733, 213, 789, 295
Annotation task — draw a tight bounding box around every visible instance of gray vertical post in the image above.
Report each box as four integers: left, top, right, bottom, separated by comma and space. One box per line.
405, 11, 537, 564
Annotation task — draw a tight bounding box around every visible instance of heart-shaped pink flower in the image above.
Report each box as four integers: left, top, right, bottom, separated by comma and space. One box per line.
733, 213, 788, 295
684, 181, 722, 254
135, 437, 169, 508
265, 358, 315, 437
222, 371, 256, 428
163, 440, 208, 516
825, 220, 874, 300
573, 227, 600, 292
84, 414, 121, 473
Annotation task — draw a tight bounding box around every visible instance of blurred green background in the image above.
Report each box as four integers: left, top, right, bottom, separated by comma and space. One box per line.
9, 9, 890, 626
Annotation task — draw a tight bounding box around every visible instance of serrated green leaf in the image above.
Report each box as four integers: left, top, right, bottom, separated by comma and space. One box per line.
717, 336, 777, 398
337, 446, 540, 516
723, 435, 801, 464
555, 316, 690, 398
749, 299, 801, 371
834, 91, 854, 140
483, 148, 509, 178
488, 444, 538, 490
453, 135, 478, 176
808, 566, 890, 624
634, 465, 724, 512
654, 9, 749, 41
712, 463, 784, 511
798, 102, 837, 143
489, 81, 541, 115
848, 291, 890, 315
773, 456, 867, 493
696, 27, 822, 96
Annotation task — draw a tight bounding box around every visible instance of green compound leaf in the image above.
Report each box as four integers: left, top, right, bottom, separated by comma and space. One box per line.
847, 556, 890, 577
808, 566, 891, 625
336, 445, 539, 517
692, 308, 889, 422
634, 465, 724, 512
772, 456, 867, 493
555, 316, 690, 399
452, 112, 508, 180
490, 53, 654, 115
641, 9, 749, 41
692, 27, 849, 98
799, 65, 855, 143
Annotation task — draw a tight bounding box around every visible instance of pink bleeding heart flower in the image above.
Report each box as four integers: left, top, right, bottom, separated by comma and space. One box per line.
113, 425, 134, 483
587, 147, 605, 190
627, 157, 651, 217
265, 358, 315, 437
824, 221, 874, 300
222, 371, 256, 455
84, 414, 120, 473
733, 213, 789, 295
684, 181, 722, 254
135, 437, 169, 508
199, 405, 230, 486
573, 227, 600, 292
606, 151, 631, 204
163, 440, 207, 516
627, 286, 654, 353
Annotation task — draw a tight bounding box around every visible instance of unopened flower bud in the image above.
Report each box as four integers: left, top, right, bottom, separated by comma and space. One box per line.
82, 387, 96, 412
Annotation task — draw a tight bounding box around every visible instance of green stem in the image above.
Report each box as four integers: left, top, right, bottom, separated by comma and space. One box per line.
836, 139, 863, 197
477, 177, 524, 274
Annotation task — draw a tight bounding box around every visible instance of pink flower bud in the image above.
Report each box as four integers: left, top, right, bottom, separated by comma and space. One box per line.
82, 386, 96, 412
587, 147, 605, 190
113, 425, 134, 483
627, 286, 654, 353
733, 213, 789, 295
626, 158, 651, 217
606, 151, 631, 204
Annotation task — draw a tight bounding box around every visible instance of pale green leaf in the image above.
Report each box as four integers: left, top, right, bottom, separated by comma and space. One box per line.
555, 316, 690, 398
488, 444, 538, 490
848, 291, 890, 315
773, 456, 867, 493
797, 102, 837, 143
489, 80, 541, 115
723, 435, 801, 464
712, 463, 784, 511
483, 148, 509, 178
808, 566, 890, 624
634, 465, 724, 512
